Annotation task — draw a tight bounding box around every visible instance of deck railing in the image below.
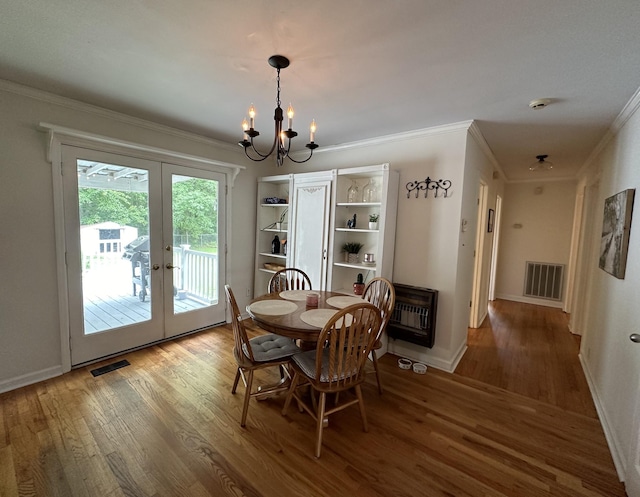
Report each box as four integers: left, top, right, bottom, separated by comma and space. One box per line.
82, 246, 218, 304
173, 246, 218, 304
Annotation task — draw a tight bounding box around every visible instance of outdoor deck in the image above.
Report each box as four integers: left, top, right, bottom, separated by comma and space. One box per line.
82, 257, 211, 334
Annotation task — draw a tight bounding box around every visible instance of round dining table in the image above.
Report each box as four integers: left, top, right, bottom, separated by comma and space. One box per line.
246, 289, 365, 348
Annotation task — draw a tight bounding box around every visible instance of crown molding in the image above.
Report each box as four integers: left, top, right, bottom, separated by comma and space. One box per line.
506, 175, 578, 185
576, 85, 640, 179
611, 85, 640, 134
0, 78, 240, 154
312, 120, 474, 154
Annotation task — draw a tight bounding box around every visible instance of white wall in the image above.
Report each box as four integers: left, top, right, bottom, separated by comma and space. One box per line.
576, 93, 640, 482
0, 82, 259, 391
0, 82, 501, 388
495, 180, 577, 306
265, 123, 501, 371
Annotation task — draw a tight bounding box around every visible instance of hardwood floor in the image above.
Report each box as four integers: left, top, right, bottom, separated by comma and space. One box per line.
455, 299, 597, 417
0, 300, 627, 496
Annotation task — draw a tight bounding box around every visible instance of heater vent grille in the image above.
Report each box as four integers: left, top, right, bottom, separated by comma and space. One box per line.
524, 262, 564, 301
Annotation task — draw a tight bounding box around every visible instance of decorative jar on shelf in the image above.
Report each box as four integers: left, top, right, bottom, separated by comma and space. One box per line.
362, 178, 379, 203
353, 273, 365, 295
347, 180, 359, 203
271, 235, 280, 254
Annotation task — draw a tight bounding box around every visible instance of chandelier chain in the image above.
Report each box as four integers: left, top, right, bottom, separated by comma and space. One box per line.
276, 68, 281, 109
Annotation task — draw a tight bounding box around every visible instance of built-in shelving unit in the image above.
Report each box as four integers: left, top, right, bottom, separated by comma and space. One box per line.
254, 165, 398, 298
328, 164, 399, 295
254, 175, 292, 294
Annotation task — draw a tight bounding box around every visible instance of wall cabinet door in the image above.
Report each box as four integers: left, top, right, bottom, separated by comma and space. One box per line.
288, 174, 333, 290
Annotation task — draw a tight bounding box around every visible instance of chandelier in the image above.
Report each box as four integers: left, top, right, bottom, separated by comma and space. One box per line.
238, 55, 318, 167
529, 154, 554, 171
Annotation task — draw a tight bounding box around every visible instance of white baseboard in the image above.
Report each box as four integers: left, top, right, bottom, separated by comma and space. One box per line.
579, 353, 626, 482
0, 366, 64, 394
387, 339, 467, 373
495, 293, 564, 309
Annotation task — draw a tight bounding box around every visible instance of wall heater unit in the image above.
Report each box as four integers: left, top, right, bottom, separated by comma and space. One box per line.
387, 284, 438, 348
523, 262, 564, 301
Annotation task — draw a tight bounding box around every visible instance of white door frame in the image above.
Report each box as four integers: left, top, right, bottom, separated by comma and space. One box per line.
470, 181, 488, 328
488, 195, 502, 301
43, 123, 243, 371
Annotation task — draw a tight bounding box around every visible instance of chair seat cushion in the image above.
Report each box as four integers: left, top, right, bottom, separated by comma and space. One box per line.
292, 349, 358, 383
243, 334, 300, 362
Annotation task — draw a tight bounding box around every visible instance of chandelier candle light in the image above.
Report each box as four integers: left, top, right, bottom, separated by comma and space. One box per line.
239, 55, 318, 167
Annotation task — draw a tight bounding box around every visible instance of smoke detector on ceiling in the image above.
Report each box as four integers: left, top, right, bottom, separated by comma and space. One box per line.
529, 98, 552, 110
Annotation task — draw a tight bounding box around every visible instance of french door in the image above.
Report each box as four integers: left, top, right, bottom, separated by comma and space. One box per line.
62, 146, 226, 365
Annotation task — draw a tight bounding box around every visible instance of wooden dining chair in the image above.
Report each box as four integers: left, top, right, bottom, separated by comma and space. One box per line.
224, 285, 300, 427
362, 277, 396, 394
268, 268, 312, 293
281, 302, 382, 457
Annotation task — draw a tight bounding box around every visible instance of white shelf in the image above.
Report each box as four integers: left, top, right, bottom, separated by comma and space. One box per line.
335, 228, 378, 233
259, 252, 286, 259
334, 262, 378, 271
336, 202, 381, 207
258, 268, 278, 274
261, 228, 288, 233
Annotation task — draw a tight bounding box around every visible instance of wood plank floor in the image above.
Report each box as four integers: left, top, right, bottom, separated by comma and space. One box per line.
455, 299, 597, 417
0, 300, 627, 496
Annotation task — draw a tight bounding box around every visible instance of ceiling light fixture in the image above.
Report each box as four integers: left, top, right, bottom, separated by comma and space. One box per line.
238, 55, 318, 167
529, 154, 554, 171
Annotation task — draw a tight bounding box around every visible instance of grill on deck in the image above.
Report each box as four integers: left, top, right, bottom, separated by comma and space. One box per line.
387, 284, 438, 348
122, 236, 150, 301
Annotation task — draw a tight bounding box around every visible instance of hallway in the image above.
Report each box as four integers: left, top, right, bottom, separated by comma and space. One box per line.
455, 299, 597, 416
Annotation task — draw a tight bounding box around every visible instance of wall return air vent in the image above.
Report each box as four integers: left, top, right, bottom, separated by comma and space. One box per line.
523, 262, 564, 301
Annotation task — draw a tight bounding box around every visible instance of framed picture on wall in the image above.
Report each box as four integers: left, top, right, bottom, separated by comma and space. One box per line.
599, 188, 635, 279
487, 208, 495, 233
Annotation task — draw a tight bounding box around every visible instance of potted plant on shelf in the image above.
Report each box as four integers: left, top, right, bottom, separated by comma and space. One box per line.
353, 273, 365, 295
342, 242, 363, 264
369, 213, 379, 230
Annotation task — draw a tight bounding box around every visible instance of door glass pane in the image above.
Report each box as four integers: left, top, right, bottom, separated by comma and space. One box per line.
77, 160, 151, 334
171, 174, 219, 315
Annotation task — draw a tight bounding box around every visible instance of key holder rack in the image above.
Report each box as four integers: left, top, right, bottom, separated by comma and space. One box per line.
406, 178, 452, 198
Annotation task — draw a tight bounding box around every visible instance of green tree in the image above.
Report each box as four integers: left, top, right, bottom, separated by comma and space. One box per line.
172, 178, 218, 247
79, 188, 149, 234
78, 177, 218, 248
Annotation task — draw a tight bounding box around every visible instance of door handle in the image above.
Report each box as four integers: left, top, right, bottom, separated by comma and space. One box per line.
166, 263, 180, 269
630, 333, 640, 343
152, 264, 160, 270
